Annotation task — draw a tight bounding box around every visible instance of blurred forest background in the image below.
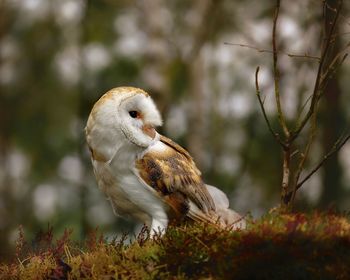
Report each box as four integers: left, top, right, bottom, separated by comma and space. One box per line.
0, 0, 349, 259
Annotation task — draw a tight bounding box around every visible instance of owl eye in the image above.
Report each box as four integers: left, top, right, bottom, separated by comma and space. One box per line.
129, 111, 138, 118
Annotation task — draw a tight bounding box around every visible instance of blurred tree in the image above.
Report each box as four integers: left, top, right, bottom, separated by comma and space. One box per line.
319, 0, 346, 207
0, 1, 16, 259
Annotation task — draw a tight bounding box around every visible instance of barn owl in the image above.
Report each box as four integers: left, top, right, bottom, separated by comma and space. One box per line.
85, 87, 245, 234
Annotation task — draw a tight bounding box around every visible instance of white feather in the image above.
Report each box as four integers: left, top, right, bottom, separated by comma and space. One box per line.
205, 184, 246, 229
205, 184, 230, 209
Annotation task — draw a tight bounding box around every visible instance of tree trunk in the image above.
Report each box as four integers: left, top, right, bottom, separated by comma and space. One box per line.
139, 0, 170, 116
319, 0, 344, 207
188, 53, 206, 168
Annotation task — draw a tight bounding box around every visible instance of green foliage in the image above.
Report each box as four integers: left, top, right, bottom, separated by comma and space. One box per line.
96, 57, 141, 92
167, 59, 189, 100
1, 213, 350, 279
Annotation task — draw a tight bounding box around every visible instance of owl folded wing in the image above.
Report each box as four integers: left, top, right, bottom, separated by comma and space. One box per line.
135, 135, 220, 223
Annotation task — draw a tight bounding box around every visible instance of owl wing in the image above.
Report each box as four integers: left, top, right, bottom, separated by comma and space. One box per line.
135, 135, 218, 223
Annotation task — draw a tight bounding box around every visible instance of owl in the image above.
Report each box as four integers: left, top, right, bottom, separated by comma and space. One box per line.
85, 87, 245, 234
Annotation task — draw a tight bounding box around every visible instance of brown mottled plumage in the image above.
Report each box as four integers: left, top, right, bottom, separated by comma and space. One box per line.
136, 135, 216, 223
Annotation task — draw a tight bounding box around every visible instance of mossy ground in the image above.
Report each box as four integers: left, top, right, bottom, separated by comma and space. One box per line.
1, 212, 350, 279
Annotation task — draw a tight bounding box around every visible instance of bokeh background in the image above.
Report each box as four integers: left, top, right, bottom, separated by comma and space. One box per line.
0, 0, 349, 259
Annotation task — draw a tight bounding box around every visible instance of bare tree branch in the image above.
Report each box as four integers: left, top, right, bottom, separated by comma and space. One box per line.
290, 0, 343, 143
324, 0, 350, 26
224, 42, 321, 61
291, 101, 318, 204
294, 48, 348, 144
272, 0, 290, 139
252, 0, 347, 208
255, 67, 287, 149
295, 133, 350, 191
320, 43, 349, 87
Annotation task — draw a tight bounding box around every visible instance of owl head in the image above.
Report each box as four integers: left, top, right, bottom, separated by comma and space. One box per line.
86, 87, 162, 161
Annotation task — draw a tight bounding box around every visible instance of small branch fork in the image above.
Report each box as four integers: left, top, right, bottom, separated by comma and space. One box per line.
251, 0, 350, 209
290, 0, 344, 143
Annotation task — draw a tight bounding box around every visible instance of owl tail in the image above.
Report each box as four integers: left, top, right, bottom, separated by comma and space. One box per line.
205, 184, 246, 230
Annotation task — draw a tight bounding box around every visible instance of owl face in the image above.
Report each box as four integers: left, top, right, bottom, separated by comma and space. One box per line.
86, 87, 162, 161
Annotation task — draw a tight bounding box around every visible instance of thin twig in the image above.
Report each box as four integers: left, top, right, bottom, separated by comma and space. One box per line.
295, 133, 350, 191
177, 227, 210, 251
334, 31, 350, 36
291, 99, 318, 203
296, 94, 314, 125
224, 42, 320, 61
272, 0, 290, 138
320, 42, 349, 86
255, 67, 287, 149
318, 53, 348, 97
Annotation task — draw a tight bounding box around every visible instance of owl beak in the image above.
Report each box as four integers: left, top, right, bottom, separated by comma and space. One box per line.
142, 124, 156, 139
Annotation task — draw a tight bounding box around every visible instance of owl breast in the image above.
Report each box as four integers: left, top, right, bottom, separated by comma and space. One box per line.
92, 147, 169, 230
